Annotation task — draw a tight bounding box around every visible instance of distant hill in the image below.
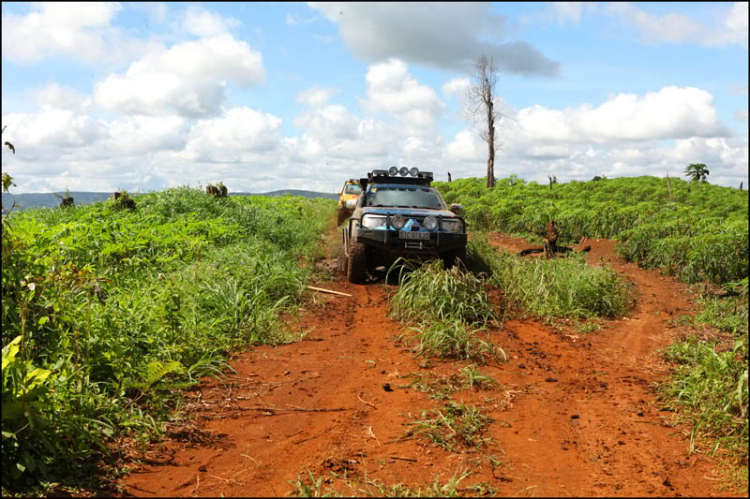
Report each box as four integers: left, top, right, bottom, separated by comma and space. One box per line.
3, 189, 337, 214
2, 192, 113, 213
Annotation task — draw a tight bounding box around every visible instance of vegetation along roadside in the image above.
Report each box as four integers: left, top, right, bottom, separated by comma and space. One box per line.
2, 186, 335, 494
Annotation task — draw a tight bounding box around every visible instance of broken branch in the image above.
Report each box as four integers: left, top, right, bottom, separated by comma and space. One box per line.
307, 286, 352, 297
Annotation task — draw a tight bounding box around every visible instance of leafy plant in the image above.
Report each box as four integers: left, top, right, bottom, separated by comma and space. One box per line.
403, 400, 494, 452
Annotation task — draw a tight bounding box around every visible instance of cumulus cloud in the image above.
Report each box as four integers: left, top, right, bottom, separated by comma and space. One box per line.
360, 59, 446, 137
95, 35, 266, 117
1, 2, 122, 62
1, 109, 105, 154
181, 6, 240, 38
511, 86, 730, 144
443, 86, 746, 185
308, 2, 559, 76
442, 78, 471, 99
607, 2, 748, 48
35, 83, 93, 111
182, 107, 283, 163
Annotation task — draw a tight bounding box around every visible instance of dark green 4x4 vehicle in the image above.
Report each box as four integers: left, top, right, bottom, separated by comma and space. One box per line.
340, 167, 467, 283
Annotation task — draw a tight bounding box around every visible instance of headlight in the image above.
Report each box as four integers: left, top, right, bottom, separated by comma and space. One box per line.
390, 214, 405, 229
409, 167, 419, 177
441, 219, 463, 233
399, 166, 409, 176
423, 215, 438, 231
362, 214, 387, 228
345, 199, 357, 209
388, 166, 399, 176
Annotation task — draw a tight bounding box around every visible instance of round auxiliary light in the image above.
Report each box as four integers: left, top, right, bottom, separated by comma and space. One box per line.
399, 166, 409, 176
409, 167, 419, 177
390, 214, 405, 229
423, 215, 438, 231
388, 166, 399, 176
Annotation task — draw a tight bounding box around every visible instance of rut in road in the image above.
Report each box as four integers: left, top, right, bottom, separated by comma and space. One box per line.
121, 234, 740, 497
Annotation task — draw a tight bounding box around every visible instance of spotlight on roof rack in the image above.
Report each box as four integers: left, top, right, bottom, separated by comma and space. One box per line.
399, 166, 409, 176
409, 167, 419, 177
388, 166, 398, 176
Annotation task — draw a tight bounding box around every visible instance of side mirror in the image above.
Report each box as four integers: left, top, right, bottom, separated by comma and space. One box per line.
338, 191, 342, 196
449, 203, 464, 215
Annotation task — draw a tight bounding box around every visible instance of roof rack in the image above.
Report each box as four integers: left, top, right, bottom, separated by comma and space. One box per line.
362, 168, 433, 190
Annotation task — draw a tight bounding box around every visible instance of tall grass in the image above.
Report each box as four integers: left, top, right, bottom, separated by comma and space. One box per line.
388, 260, 502, 364
389, 259, 496, 326
659, 335, 748, 456
659, 278, 748, 459
467, 235, 635, 320
2, 187, 335, 492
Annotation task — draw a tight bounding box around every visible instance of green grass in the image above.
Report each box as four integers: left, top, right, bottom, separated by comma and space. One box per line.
399, 366, 499, 400
389, 259, 497, 327
399, 320, 503, 365
389, 259, 503, 365
659, 334, 748, 456
658, 278, 748, 461
2, 187, 335, 493
289, 468, 475, 497
402, 400, 494, 452
467, 235, 635, 320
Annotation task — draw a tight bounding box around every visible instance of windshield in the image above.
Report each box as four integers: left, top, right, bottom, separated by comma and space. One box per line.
344, 184, 361, 195
364, 186, 445, 209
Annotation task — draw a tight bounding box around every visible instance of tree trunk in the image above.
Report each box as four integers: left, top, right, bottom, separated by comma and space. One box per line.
487, 100, 495, 189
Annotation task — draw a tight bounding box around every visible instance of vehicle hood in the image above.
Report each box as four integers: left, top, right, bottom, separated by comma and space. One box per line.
358, 207, 457, 218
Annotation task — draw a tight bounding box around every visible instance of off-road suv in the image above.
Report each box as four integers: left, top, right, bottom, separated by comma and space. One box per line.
337, 179, 362, 225
340, 167, 467, 283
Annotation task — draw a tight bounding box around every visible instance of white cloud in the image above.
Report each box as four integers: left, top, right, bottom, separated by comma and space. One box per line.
522, 2, 599, 26
182, 107, 283, 162
512, 86, 729, 144
607, 2, 748, 48
360, 59, 446, 138
95, 35, 266, 117
2, 109, 105, 153
296, 87, 339, 107
181, 6, 240, 38
442, 78, 471, 98
35, 83, 92, 111
2, 2, 122, 62
308, 2, 559, 75
105, 116, 190, 156
443, 85, 747, 185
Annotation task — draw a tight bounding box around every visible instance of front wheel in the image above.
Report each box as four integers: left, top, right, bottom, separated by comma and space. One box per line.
346, 239, 368, 283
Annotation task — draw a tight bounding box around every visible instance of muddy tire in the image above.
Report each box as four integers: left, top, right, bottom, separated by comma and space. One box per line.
346, 240, 368, 283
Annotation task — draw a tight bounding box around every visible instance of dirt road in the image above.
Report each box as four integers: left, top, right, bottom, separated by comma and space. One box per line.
121, 233, 742, 497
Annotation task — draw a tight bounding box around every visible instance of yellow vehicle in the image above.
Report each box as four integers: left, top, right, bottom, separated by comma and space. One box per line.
337, 179, 362, 225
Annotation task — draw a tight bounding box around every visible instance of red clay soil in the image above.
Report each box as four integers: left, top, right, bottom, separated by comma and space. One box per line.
120, 233, 745, 497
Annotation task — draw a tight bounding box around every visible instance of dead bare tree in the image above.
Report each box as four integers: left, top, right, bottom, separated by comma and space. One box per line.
467, 55, 499, 189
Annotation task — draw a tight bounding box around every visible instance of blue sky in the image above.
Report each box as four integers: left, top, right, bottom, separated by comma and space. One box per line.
1, 2, 747, 193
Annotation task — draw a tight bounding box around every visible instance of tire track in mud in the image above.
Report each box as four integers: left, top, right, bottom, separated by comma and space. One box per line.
120, 234, 742, 497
